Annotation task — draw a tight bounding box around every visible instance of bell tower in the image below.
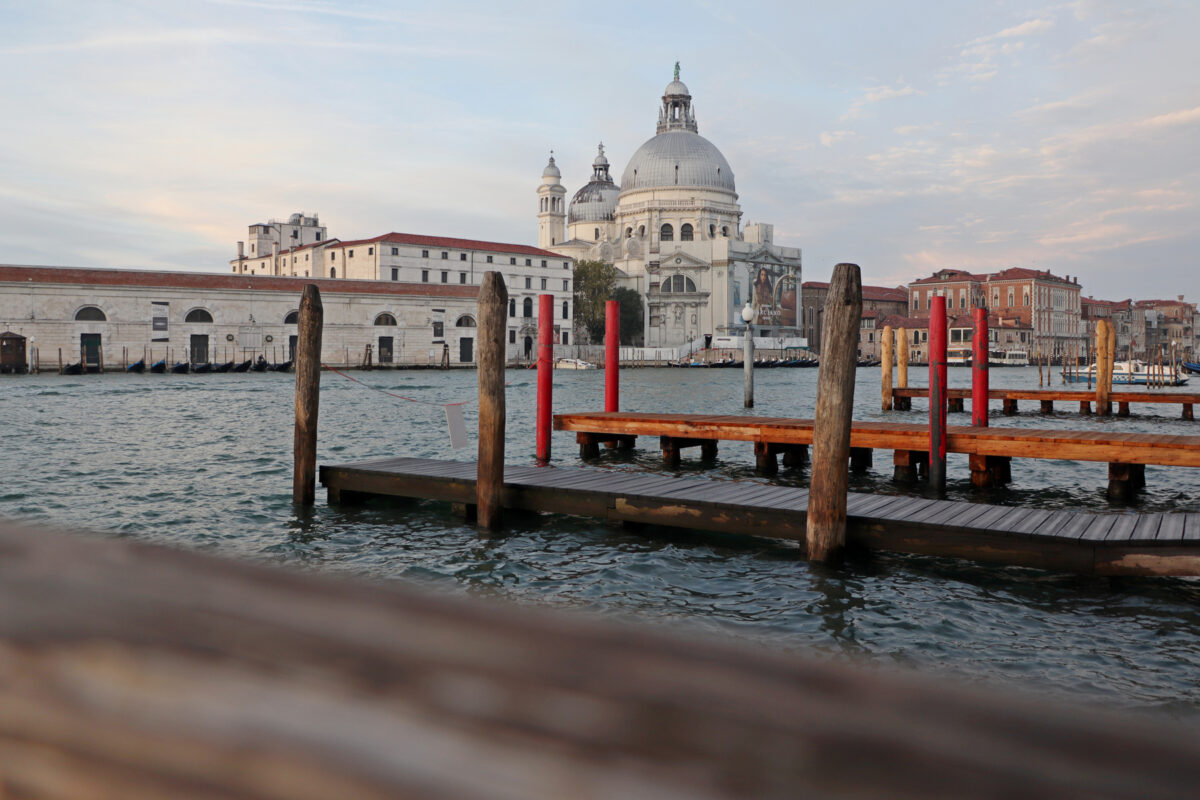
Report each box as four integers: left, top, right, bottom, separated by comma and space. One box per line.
537, 152, 567, 249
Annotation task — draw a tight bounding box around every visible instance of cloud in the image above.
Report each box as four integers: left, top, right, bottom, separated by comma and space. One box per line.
819, 130, 856, 148
841, 83, 920, 121
940, 16, 1054, 85
994, 18, 1055, 38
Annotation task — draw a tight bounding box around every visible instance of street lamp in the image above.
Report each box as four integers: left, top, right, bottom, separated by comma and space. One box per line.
742, 303, 756, 408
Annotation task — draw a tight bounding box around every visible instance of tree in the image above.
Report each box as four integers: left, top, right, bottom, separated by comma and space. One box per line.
572, 259, 617, 343
613, 287, 644, 346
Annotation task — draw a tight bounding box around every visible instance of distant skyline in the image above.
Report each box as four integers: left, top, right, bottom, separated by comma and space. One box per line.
2, 0, 1197, 300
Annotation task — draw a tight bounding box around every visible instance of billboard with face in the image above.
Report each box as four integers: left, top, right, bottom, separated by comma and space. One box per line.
736, 263, 797, 328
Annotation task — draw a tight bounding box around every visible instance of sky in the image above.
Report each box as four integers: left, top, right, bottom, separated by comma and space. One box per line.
1, 0, 1197, 300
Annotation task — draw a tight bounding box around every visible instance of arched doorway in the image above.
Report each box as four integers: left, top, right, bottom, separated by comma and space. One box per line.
523, 336, 533, 360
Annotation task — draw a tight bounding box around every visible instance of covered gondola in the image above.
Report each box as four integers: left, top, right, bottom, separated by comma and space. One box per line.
126, 359, 145, 373
213, 361, 234, 373
232, 359, 252, 373
149, 359, 166, 374
170, 362, 190, 374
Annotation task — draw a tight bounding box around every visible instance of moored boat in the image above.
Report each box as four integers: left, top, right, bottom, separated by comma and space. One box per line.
271, 360, 293, 372
213, 361, 234, 373
232, 359, 252, 373
1065, 360, 1188, 386
62, 362, 83, 375
170, 362, 190, 374
989, 349, 1029, 367
126, 359, 145, 373
554, 357, 597, 370
193, 362, 213, 374
149, 359, 166, 374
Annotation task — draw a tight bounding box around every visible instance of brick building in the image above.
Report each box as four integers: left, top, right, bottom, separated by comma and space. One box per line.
802, 281, 907, 353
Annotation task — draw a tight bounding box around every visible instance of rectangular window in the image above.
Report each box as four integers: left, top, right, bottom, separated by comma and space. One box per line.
441, 271, 448, 283
441, 251, 448, 260
315, 232, 322, 241
563, 261, 569, 269
509, 330, 516, 343
562, 331, 569, 345
392, 247, 399, 255
433, 321, 444, 338
460, 253, 467, 261
525, 258, 532, 266
391, 268, 398, 281
331, 252, 335, 261
421, 270, 429, 282
367, 247, 373, 255
510, 257, 516, 265
348, 249, 354, 257
486, 255, 493, 263
459, 272, 466, 284
541, 260, 547, 268
563, 279, 568, 290
525, 277, 532, 289
541, 278, 547, 290
422, 249, 429, 258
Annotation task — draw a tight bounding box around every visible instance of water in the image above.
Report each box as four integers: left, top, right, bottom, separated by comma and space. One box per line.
3, 366, 1200, 722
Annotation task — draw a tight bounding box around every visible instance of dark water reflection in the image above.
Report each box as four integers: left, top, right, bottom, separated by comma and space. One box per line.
3, 366, 1200, 722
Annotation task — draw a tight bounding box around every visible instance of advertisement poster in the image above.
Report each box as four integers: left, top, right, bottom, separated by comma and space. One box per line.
740, 264, 797, 327
151, 301, 169, 341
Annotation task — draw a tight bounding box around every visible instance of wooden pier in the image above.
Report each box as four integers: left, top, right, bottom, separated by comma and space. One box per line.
321, 456, 1200, 576
889, 386, 1199, 418
553, 410, 1200, 496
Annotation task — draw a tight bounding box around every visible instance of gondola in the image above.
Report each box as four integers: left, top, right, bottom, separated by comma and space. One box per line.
149, 359, 167, 374
232, 359, 252, 373
251, 357, 269, 372
271, 360, 293, 372
1183, 361, 1200, 375
213, 361, 234, 373
126, 359, 145, 373
170, 362, 190, 374
62, 362, 83, 375
192, 362, 213, 374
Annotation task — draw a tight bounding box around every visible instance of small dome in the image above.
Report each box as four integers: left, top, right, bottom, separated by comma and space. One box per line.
542, 154, 561, 179
620, 130, 735, 193
664, 79, 690, 97
569, 180, 620, 223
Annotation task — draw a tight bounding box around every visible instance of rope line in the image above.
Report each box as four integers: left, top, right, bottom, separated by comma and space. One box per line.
322, 364, 472, 406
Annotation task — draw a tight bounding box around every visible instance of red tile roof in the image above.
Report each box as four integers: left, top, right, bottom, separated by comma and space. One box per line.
0, 264, 480, 298
802, 281, 908, 302
327, 232, 568, 259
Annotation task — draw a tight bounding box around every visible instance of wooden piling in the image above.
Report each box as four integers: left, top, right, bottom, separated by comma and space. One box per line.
536, 293, 554, 462
476, 272, 508, 529
1096, 320, 1111, 415
881, 324, 894, 412
928, 295, 948, 492
1106, 324, 1116, 397
806, 263, 861, 564
897, 327, 910, 410
292, 284, 323, 505
605, 300, 619, 412
971, 308, 988, 427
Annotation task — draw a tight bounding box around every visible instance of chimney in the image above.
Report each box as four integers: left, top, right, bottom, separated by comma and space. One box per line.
237, 241, 244, 259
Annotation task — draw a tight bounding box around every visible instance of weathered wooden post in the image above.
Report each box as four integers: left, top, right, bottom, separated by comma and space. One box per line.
971, 307, 988, 427
477, 272, 508, 529
881, 324, 893, 412
929, 296, 948, 493
1096, 320, 1111, 415
292, 284, 323, 505
806, 263, 862, 564
605, 299, 619, 412
536, 293, 554, 463
1107, 323, 1117, 395
897, 327, 909, 410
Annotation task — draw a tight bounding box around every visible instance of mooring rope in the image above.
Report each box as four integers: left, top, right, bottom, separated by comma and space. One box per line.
321, 363, 474, 407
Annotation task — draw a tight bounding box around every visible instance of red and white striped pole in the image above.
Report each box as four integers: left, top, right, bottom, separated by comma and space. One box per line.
536, 293, 554, 462
929, 296, 948, 492
971, 306, 989, 428
605, 299, 619, 412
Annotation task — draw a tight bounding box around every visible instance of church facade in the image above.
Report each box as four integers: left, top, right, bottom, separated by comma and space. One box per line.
539, 67, 803, 348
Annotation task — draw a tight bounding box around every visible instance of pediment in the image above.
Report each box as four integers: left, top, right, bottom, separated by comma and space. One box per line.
659, 249, 711, 270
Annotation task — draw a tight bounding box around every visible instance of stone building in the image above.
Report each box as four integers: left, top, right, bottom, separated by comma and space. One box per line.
541, 67, 803, 348
802, 281, 907, 354
230, 223, 576, 360
0, 264, 484, 369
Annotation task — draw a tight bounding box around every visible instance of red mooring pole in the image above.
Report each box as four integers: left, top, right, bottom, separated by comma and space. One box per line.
536, 293, 554, 462
972, 306, 989, 428
929, 296, 948, 492
605, 299, 619, 412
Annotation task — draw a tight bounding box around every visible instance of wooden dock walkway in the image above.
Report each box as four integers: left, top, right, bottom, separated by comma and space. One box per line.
320, 456, 1200, 576
890, 386, 1200, 417
553, 410, 1200, 495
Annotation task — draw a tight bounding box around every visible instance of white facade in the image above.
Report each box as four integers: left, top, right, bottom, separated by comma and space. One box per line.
236, 212, 328, 264
543, 68, 802, 348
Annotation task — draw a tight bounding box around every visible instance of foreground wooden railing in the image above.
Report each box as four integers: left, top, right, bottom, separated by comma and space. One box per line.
1, 519, 1198, 798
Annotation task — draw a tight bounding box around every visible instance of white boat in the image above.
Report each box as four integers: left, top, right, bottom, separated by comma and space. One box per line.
554, 357, 597, 370
947, 347, 972, 366
989, 349, 1028, 367
1065, 360, 1188, 386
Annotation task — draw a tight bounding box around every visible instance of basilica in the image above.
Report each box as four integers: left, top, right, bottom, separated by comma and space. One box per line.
539, 66, 803, 348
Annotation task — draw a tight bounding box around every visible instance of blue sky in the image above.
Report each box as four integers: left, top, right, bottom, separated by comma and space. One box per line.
1, 0, 1197, 299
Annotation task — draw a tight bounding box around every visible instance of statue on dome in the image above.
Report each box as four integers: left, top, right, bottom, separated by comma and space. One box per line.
674, 61, 680, 81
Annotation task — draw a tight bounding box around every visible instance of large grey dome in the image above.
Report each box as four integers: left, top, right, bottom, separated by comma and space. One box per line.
620, 130, 736, 193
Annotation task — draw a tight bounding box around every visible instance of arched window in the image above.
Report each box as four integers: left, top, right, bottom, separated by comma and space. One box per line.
1023, 290, 1030, 307
660, 223, 673, 242
721, 226, 729, 237
625, 227, 633, 238
523, 297, 533, 317
455, 315, 476, 327
709, 224, 716, 238
562, 301, 569, 319
374, 313, 397, 326
594, 228, 600, 241
330, 267, 337, 278
184, 308, 213, 323
74, 306, 106, 321
638, 225, 645, 237
509, 298, 516, 317
284, 311, 299, 324
661, 274, 697, 293
680, 223, 694, 241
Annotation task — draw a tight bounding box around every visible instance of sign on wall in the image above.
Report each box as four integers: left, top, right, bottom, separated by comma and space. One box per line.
734, 264, 798, 328
151, 301, 169, 341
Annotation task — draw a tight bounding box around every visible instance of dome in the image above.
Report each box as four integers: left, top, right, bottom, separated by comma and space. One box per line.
568, 180, 620, 222
664, 79, 690, 96
541, 154, 561, 180
620, 130, 736, 193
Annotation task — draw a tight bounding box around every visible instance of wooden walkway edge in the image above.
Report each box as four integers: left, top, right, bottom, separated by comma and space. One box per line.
5, 519, 1200, 798
320, 457, 1200, 576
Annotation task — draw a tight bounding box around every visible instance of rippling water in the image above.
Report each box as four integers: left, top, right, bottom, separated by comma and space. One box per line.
3, 365, 1200, 722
